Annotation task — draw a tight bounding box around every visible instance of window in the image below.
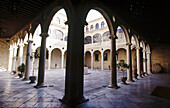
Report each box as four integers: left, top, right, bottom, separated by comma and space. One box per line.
101, 21, 105, 28
95, 23, 99, 29
93, 33, 101, 43
104, 53, 108, 61
86, 26, 89, 32
90, 25, 93, 31
95, 54, 99, 61
84, 36, 92, 44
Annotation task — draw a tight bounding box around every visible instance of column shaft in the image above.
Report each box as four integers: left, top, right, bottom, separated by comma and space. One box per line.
48, 51, 51, 69
91, 53, 93, 69
136, 48, 141, 77
143, 50, 147, 74
23, 40, 33, 80
35, 33, 48, 88
8, 47, 13, 72
18, 44, 24, 65
126, 43, 134, 82
101, 53, 104, 70
147, 52, 151, 74
61, 52, 64, 69
108, 36, 118, 88
61, 15, 88, 105
12, 46, 18, 72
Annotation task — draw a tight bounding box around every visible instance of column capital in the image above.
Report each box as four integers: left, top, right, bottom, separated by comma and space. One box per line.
142, 50, 147, 52
109, 35, 118, 39
19, 43, 24, 47
126, 43, 132, 46
136, 47, 140, 50
146, 52, 151, 54
40, 33, 49, 38
27, 40, 33, 43
9, 47, 13, 51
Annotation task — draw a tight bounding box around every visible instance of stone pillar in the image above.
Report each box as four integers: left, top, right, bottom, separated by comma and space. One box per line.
12, 45, 18, 72
48, 50, 51, 70
108, 35, 118, 88
31, 50, 35, 75
91, 52, 93, 69
23, 40, 33, 80
35, 33, 48, 88
18, 43, 24, 66
136, 47, 142, 77
143, 50, 147, 75
126, 43, 134, 82
61, 13, 88, 105
147, 52, 151, 74
61, 51, 64, 69
101, 52, 104, 70
8, 45, 13, 72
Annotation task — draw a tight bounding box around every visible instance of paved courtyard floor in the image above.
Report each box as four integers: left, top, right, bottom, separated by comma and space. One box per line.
0, 69, 170, 108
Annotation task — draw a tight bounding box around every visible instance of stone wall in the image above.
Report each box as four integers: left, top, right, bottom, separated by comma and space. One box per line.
151, 45, 170, 73
0, 42, 9, 70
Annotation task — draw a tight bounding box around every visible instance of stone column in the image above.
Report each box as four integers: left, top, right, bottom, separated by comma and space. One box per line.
136, 47, 142, 77
12, 45, 18, 72
48, 50, 51, 70
126, 43, 134, 82
101, 52, 104, 70
23, 40, 33, 80
61, 51, 64, 69
143, 50, 147, 75
61, 13, 88, 105
91, 52, 93, 69
31, 50, 35, 75
18, 43, 24, 66
35, 33, 48, 88
108, 35, 118, 88
8, 45, 13, 72
147, 52, 151, 74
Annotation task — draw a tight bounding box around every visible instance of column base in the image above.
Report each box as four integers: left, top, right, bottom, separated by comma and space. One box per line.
59, 96, 89, 106
108, 84, 120, 89
22, 78, 29, 81
127, 79, 135, 82
34, 83, 47, 88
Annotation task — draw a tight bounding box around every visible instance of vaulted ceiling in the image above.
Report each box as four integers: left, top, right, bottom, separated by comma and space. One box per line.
0, 0, 169, 46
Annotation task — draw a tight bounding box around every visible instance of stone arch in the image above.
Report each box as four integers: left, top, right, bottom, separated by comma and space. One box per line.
83, 4, 115, 38
84, 51, 91, 68
140, 40, 146, 51
118, 25, 130, 44
51, 48, 62, 69
116, 48, 127, 63
103, 49, 111, 70
146, 44, 151, 53
93, 50, 101, 69
131, 34, 140, 48
41, 0, 72, 33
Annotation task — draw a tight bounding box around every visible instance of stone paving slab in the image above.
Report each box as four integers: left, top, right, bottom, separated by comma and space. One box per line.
0, 69, 170, 108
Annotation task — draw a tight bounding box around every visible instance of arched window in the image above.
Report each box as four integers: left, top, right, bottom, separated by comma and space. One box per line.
84, 36, 92, 44
95, 23, 99, 29
93, 33, 101, 43
90, 25, 93, 31
103, 31, 110, 42
101, 21, 105, 28
86, 26, 89, 32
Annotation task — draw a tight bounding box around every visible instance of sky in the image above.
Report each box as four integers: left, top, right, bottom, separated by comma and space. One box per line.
58, 9, 103, 22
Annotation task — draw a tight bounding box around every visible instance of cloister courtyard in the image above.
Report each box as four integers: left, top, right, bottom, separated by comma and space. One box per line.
0, 69, 170, 108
